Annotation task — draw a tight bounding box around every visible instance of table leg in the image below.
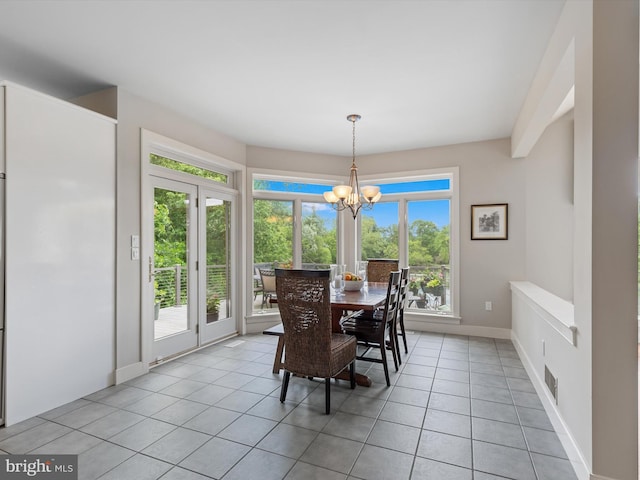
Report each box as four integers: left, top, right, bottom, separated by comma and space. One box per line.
272, 336, 284, 374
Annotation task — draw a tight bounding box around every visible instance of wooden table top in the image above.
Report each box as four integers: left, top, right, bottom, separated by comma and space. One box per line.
330, 282, 388, 311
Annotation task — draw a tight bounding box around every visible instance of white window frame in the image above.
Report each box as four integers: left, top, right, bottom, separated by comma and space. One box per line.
247, 166, 460, 324
356, 167, 460, 323
247, 168, 347, 320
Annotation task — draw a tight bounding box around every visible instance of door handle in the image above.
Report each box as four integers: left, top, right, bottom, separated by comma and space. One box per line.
149, 256, 155, 283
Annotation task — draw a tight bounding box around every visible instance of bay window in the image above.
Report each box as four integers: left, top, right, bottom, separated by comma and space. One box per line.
250, 168, 458, 319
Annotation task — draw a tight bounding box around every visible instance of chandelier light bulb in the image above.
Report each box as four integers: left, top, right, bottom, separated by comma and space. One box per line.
333, 185, 352, 199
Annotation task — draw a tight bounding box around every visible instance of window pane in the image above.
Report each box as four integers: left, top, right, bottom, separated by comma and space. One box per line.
361, 202, 399, 260
151, 154, 228, 183
253, 199, 293, 264
407, 199, 450, 312
254, 179, 331, 194
381, 178, 450, 194
205, 197, 231, 323
253, 199, 293, 312
302, 202, 337, 267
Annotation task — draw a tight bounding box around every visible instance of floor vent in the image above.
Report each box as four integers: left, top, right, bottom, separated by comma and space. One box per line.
224, 340, 245, 348
544, 365, 558, 404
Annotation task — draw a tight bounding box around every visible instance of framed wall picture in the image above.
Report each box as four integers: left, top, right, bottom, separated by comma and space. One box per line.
471, 203, 508, 240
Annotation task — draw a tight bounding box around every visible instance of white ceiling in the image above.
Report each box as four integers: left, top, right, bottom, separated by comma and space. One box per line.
0, 0, 566, 156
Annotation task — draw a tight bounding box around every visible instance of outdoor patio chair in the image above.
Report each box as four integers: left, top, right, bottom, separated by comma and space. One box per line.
259, 268, 277, 308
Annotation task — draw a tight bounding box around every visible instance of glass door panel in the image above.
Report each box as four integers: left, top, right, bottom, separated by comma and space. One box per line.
200, 190, 235, 343
152, 179, 198, 360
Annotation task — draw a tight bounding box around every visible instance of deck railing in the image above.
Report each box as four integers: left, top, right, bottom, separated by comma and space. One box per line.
154, 264, 227, 308
155, 262, 450, 311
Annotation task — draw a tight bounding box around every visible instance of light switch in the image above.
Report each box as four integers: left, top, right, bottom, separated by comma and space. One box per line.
131, 234, 140, 248
131, 247, 139, 260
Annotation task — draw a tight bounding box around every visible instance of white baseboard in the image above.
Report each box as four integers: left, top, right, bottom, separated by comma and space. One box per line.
511, 332, 591, 480
404, 319, 511, 339
245, 314, 281, 334
115, 361, 148, 384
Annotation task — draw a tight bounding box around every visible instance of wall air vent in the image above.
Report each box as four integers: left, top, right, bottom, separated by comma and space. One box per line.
544, 365, 558, 404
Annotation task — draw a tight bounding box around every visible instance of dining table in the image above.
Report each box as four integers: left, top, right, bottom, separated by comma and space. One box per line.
330, 281, 388, 387
262, 281, 389, 388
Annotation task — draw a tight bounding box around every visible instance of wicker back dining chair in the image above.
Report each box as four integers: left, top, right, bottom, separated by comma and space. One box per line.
367, 259, 399, 283
340, 270, 401, 386
275, 268, 357, 414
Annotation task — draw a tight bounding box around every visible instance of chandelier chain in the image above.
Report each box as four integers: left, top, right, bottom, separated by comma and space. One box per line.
352, 117, 356, 164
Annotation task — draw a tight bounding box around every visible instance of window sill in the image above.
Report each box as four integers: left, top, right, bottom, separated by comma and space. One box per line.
405, 311, 461, 325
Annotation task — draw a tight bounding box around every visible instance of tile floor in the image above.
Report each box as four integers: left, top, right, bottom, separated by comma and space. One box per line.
0, 332, 577, 480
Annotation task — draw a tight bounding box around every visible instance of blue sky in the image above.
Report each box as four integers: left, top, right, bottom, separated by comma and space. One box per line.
263, 179, 451, 229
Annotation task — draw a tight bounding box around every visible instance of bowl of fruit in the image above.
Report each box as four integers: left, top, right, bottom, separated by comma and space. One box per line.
343, 272, 365, 291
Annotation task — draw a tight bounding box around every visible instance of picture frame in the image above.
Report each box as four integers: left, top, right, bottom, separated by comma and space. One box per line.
471, 203, 508, 240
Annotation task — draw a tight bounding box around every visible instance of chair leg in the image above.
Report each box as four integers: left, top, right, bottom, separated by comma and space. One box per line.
395, 328, 402, 366
389, 332, 399, 372
393, 320, 402, 366
399, 312, 408, 354
350, 360, 356, 389
325, 378, 331, 414
280, 371, 290, 403
379, 343, 391, 387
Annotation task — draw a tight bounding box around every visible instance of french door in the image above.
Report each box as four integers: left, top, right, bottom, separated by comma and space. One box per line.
150, 177, 235, 362
199, 187, 235, 344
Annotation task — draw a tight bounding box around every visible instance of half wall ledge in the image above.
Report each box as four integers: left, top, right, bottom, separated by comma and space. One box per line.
510, 281, 577, 347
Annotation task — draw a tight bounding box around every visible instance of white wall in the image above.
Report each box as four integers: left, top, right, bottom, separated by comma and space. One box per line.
74, 88, 246, 375
588, 2, 638, 478
512, 2, 639, 479
115, 90, 246, 371
3, 84, 116, 425
249, 138, 527, 334
512, 109, 588, 477
524, 111, 574, 301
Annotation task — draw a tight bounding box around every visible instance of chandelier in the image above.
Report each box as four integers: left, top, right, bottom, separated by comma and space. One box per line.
323, 114, 381, 219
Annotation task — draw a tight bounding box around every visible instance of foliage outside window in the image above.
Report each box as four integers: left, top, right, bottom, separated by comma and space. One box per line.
151, 153, 228, 183
302, 202, 336, 266
205, 198, 231, 319
360, 198, 451, 313
154, 189, 189, 308
253, 199, 293, 266
361, 202, 399, 260
406, 199, 450, 312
